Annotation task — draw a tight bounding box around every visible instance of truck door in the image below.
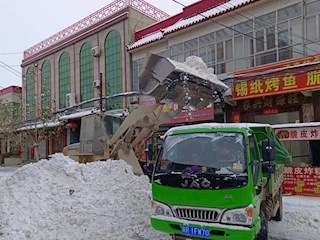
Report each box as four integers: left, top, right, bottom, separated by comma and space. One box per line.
249, 135, 261, 191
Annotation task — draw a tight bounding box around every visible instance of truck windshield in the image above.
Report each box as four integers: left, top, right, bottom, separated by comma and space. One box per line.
154, 132, 248, 189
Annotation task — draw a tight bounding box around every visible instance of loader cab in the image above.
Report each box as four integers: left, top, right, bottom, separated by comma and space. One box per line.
104, 115, 122, 137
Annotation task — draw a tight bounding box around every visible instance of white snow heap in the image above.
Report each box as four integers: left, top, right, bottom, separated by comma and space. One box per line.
0, 154, 170, 240
169, 56, 228, 90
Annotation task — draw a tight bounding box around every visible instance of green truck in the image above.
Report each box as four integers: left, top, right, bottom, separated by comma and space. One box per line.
150, 123, 291, 240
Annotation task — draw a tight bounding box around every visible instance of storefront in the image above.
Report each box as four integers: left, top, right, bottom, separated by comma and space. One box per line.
273, 123, 320, 197
227, 54, 320, 124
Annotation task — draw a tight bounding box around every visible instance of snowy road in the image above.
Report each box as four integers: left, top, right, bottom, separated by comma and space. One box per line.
269, 196, 320, 240
0, 158, 319, 240
0, 166, 19, 173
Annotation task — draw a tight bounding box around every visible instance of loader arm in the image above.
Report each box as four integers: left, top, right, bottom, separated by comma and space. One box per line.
107, 53, 228, 175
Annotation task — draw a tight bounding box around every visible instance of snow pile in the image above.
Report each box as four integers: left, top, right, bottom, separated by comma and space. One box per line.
169, 56, 228, 90
269, 196, 320, 240
0, 154, 170, 240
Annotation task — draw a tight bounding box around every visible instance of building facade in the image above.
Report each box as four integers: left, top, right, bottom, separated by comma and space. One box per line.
0, 86, 22, 163
21, 0, 169, 158
129, 0, 320, 169
129, 0, 320, 124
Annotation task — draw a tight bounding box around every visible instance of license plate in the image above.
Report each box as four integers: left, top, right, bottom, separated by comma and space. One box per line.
182, 225, 210, 238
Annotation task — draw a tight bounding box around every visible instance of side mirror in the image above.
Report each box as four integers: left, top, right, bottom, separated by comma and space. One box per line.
144, 163, 154, 176
262, 139, 276, 174
262, 139, 275, 162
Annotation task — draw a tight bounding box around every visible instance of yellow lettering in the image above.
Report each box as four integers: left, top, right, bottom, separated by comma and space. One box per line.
235, 82, 248, 97
282, 75, 297, 90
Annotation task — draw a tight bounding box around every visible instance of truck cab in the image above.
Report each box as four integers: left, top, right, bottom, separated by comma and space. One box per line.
151, 123, 288, 240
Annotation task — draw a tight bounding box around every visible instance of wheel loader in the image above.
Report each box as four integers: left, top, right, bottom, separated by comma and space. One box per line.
63, 53, 228, 175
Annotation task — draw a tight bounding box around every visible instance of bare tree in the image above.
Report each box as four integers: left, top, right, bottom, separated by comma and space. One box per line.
0, 89, 64, 162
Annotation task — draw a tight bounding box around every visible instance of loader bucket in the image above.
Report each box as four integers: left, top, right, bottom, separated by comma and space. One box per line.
139, 53, 228, 110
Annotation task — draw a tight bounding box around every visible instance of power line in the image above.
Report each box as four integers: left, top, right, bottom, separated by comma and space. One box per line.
0, 59, 22, 77
0, 65, 21, 68
0, 52, 22, 56
171, 0, 317, 58
0, 64, 21, 78
225, 1, 320, 54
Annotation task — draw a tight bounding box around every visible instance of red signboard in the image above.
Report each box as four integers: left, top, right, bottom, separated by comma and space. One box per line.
232, 111, 240, 123
283, 166, 320, 197
164, 107, 214, 125
262, 108, 279, 115
233, 54, 320, 100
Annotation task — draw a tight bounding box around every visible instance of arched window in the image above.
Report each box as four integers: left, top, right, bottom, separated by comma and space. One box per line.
105, 30, 121, 110
80, 42, 93, 108
41, 60, 51, 114
26, 67, 34, 120
59, 52, 70, 109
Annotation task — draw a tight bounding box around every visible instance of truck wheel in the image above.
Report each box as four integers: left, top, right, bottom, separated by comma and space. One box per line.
255, 210, 268, 240
272, 190, 283, 221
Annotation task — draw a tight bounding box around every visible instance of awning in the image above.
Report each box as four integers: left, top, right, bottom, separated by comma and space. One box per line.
17, 120, 62, 131
59, 109, 100, 120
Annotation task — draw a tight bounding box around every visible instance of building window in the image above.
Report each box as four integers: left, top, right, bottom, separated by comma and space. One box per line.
80, 42, 93, 109
184, 38, 199, 60
59, 52, 70, 109
305, 0, 320, 54
105, 30, 121, 110
254, 11, 277, 66
132, 58, 144, 92
26, 67, 34, 120
198, 32, 215, 71
170, 43, 184, 62
41, 60, 51, 115
277, 3, 302, 61
149, 3, 308, 75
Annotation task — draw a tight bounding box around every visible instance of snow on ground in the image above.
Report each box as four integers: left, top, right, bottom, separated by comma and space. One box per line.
269, 196, 320, 240
0, 154, 170, 240
1, 155, 320, 240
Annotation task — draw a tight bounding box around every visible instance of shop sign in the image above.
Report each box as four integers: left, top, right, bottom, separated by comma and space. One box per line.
262, 108, 279, 115
232, 111, 240, 123
234, 68, 320, 100
283, 166, 320, 197
238, 92, 302, 112
275, 126, 320, 140
233, 54, 320, 100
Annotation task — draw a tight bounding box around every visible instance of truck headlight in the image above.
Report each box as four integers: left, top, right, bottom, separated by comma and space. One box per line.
151, 200, 173, 217
221, 205, 253, 226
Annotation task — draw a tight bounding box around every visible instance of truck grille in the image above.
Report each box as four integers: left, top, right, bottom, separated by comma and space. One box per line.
172, 206, 222, 223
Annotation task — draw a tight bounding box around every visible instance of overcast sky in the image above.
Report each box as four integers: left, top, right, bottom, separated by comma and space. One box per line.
0, 0, 197, 89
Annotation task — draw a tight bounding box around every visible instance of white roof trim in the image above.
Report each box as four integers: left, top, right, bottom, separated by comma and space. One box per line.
166, 122, 270, 135
18, 120, 61, 131
128, 0, 252, 50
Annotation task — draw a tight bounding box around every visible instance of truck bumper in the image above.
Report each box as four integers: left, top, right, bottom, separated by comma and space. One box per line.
151, 216, 256, 240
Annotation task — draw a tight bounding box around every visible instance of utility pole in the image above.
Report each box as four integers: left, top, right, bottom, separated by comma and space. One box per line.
100, 72, 103, 112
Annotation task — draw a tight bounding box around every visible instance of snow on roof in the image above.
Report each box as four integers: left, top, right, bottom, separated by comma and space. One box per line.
59, 108, 129, 121
17, 120, 61, 131
128, 0, 254, 50
170, 56, 228, 90
272, 122, 320, 129
166, 122, 270, 135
